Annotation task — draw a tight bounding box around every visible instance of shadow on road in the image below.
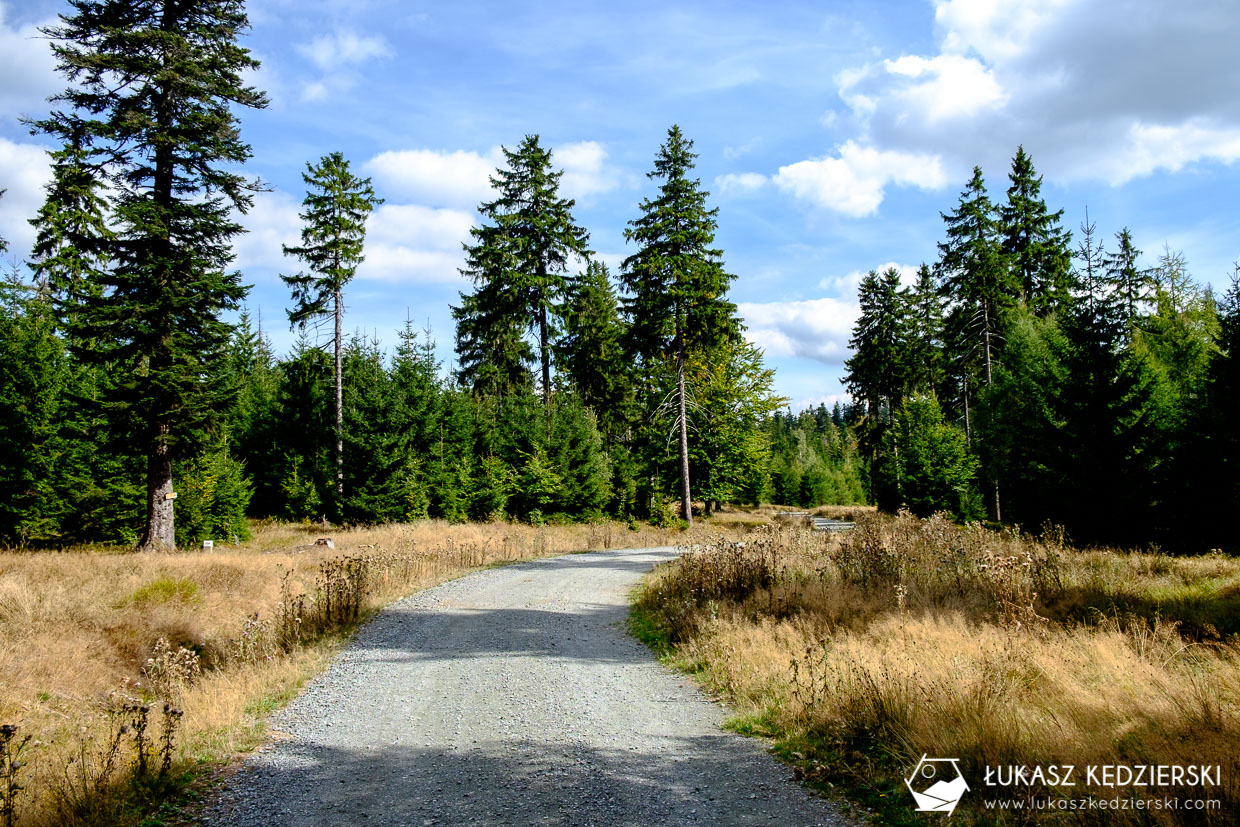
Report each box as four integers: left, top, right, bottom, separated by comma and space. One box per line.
216, 733, 834, 827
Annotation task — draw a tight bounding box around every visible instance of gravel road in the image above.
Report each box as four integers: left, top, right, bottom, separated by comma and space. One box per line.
203, 546, 850, 826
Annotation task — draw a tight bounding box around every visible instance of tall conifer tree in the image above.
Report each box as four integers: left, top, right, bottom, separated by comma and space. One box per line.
555, 260, 630, 440
454, 135, 591, 402
621, 126, 739, 525
31, 0, 267, 550
281, 152, 382, 511
936, 167, 1014, 520
998, 146, 1073, 314
1105, 228, 1148, 337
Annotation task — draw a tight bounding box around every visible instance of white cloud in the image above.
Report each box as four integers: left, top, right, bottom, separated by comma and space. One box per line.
867, 54, 1006, 123
359, 203, 475, 283
235, 194, 474, 286
737, 297, 859, 364
935, 0, 1073, 63
0, 5, 59, 120
818, 262, 918, 296
773, 141, 946, 216
1092, 120, 1240, 186
0, 138, 53, 258
365, 148, 501, 209
831, 0, 1240, 187
716, 172, 768, 195
296, 31, 392, 72
556, 141, 620, 201
293, 30, 392, 102
233, 190, 303, 277
366, 142, 622, 209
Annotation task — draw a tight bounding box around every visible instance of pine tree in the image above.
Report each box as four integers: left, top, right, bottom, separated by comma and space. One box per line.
555, 260, 630, 441
687, 339, 783, 515
30, 0, 268, 551
936, 166, 1015, 520
937, 167, 1016, 408
281, 152, 382, 515
844, 267, 909, 416
454, 135, 591, 402
907, 263, 945, 397
621, 125, 739, 525
1104, 228, 1148, 337
998, 146, 1073, 314
28, 134, 112, 309
843, 267, 911, 510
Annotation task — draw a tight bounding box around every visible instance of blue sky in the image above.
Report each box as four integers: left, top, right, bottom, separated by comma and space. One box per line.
3, 0, 1240, 410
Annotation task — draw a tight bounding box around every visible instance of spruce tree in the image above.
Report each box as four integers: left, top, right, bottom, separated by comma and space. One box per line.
28, 134, 112, 308
907, 263, 945, 397
555, 260, 630, 441
281, 152, 382, 514
936, 166, 1015, 520
998, 146, 1073, 314
844, 267, 909, 416
454, 135, 591, 402
843, 267, 911, 510
621, 125, 739, 525
1104, 228, 1148, 337
31, 0, 267, 551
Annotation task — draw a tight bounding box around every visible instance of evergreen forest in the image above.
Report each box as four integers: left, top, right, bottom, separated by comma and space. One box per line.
0, 0, 1235, 555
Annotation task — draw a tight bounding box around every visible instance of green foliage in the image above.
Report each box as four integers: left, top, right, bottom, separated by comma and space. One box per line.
878, 397, 980, 520
687, 339, 785, 510
454, 135, 591, 399
281, 153, 382, 331
764, 407, 866, 508
0, 285, 69, 544
998, 146, 1074, 315
556, 260, 631, 440
622, 125, 741, 523
174, 440, 253, 546
31, 0, 268, 550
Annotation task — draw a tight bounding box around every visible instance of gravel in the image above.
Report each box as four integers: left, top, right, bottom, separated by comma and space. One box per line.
201, 546, 851, 826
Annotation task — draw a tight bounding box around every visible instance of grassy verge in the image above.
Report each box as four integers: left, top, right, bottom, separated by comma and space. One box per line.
0, 513, 752, 827
631, 512, 1240, 825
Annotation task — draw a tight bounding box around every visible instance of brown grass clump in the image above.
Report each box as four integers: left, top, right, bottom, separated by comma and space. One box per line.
634, 512, 1240, 825
0, 514, 746, 826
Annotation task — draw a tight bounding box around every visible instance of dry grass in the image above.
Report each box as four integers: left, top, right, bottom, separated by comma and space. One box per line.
633, 513, 1240, 825
0, 513, 749, 827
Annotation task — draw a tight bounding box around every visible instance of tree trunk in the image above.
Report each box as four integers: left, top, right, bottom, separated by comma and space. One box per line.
676, 337, 692, 526
140, 426, 175, 551
142, 13, 177, 552
334, 287, 344, 506
539, 300, 551, 405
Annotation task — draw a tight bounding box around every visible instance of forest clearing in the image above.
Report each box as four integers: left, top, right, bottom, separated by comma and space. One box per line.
0, 515, 760, 826
632, 513, 1240, 825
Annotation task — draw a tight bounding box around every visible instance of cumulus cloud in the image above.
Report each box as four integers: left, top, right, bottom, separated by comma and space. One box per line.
773, 141, 946, 216
716, 172, 768, 195
0, 138, 53, 257
364, 148, 502, 209
0, 5, 59, 120
833, 0, 1240, 186
359, 203, 475, 283
818, 262, 918, 296
737, 297, 859, 365
235, 193, 474, 285
556, 141, 620, 201
366, 141, 622, 209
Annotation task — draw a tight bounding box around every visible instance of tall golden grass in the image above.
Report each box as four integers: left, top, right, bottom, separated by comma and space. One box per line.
0, 515, 748, 826
634, 512, 1240, 825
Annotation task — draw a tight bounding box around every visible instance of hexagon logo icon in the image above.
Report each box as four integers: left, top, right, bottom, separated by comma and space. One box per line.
905, 755, 969, 815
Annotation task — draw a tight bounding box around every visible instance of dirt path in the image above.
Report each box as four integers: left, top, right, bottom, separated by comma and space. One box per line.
203, 546, 849, 826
